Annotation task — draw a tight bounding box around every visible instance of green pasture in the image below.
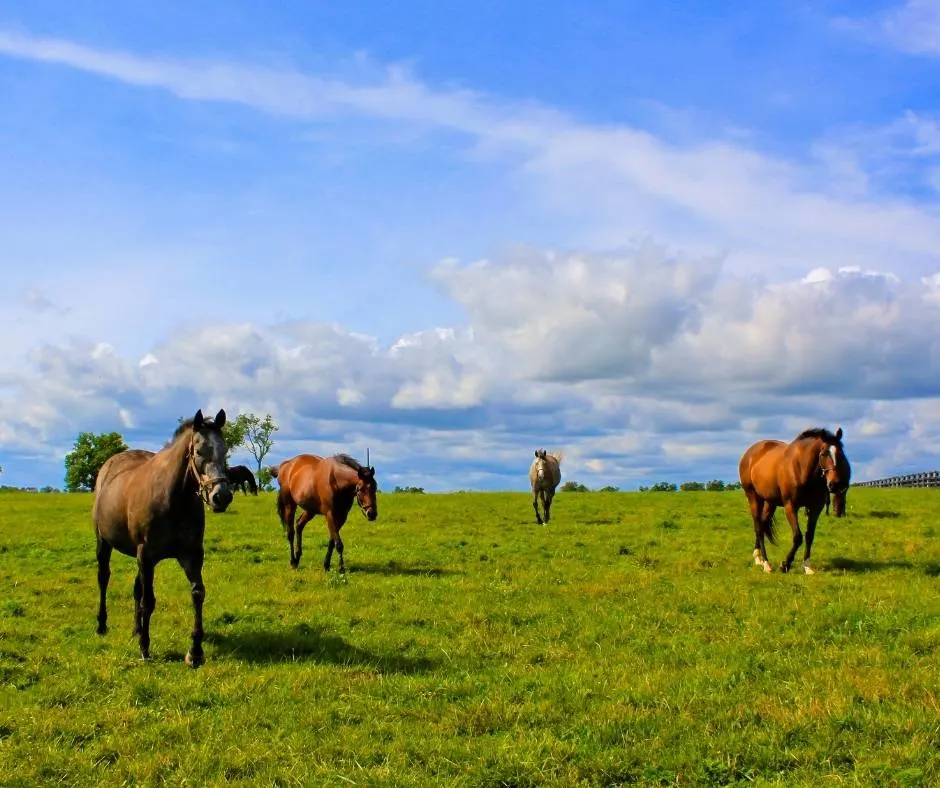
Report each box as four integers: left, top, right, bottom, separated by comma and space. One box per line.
0, 488, 937, 786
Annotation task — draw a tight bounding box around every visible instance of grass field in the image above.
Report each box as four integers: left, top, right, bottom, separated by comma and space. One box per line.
0, 488, 938, 786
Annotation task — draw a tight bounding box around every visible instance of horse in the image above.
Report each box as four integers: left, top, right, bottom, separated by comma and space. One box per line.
738, 427, 851, 575
824, 487, 847, 518
226, 464, 258, 495
529, 449, 562, 524
92, 409, 232, 667
270, 453, 378, 571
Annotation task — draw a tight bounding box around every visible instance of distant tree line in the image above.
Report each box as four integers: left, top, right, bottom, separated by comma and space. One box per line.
561, 479, 743, 493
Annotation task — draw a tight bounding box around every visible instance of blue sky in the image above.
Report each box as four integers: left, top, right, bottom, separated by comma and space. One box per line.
2, 0, 940, 491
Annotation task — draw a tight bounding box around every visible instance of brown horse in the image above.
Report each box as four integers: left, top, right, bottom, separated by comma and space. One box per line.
226, 464, 258, 495
93, 409, 232, 666
270, 453, 378, 571
738, 427, 851, 575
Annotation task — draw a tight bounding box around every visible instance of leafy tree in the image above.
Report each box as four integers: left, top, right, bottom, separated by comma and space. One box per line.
64, 432, 128, 492
705, 479, 726, 492
257, 466, 275, 492
237, 413, 279, 476
650, 481, 678, 492
680, 481, 705, 491
394, 485, 425, 494
598, 485, 620, 492
560, 480, 589, 492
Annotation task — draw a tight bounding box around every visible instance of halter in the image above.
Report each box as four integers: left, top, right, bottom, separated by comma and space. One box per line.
187, 438, 228, 506
818, 445, 848, 493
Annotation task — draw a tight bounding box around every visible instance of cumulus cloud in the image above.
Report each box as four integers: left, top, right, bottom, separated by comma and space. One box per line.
3, 242, 940, 489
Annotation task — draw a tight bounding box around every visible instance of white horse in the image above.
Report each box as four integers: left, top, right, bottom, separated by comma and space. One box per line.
529, 449, 562, 524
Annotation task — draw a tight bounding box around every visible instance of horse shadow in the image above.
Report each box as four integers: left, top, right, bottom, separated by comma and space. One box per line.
825, 556, 915, 573
867, 510, 902, 519
205, 624, 437, 673
349, 561, 458, 578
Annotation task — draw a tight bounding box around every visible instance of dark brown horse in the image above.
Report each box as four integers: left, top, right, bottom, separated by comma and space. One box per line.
93, 409, 232, 666
738, 427, 851, 575
226, 464, 258, 495
270, 453, 377, 571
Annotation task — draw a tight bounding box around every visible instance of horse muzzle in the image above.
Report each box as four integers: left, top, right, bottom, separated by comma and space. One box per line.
365, 508, 377, 522
209, 484, 233, 513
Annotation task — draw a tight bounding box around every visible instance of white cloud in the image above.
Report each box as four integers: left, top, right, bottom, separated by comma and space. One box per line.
3, 243, 940, 489
878, 0, 940, 56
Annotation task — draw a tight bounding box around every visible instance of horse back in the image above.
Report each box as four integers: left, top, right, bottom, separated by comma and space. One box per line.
739, 440, 787, 499
277, 454, 329, 508
94, 449, 160, 555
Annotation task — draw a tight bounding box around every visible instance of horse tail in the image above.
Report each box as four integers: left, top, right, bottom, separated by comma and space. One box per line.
762, 510, 778, 546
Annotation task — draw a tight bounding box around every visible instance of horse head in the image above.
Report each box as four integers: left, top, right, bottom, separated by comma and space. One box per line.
355, 465, 378, 521
817, 427, 850, 516
188, 408, 233, 513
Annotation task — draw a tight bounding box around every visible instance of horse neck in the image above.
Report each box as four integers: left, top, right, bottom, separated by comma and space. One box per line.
795, 438, 826, 485
156, 429, 196, 499
330, 462, 359, 492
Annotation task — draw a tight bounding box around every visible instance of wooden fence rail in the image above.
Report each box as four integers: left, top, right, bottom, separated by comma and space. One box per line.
854, 471, 940, 488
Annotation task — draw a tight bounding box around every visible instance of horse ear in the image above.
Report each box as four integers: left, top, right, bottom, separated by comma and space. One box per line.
193, 409, 204, 429
534, 450, 539, 457
834, 427, 843, 441
214, 408, 226, 429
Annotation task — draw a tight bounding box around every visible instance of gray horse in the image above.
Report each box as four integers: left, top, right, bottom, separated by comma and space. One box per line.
529, 449, 562, 524
93, 409, 232, 667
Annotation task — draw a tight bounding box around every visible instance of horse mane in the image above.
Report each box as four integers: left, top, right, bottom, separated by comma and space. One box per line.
165, 414, 222, 449
794, 427, 842, 447
332, 453, 365, 472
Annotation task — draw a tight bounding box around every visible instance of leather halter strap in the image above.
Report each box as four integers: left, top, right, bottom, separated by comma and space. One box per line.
187, 439, 228, 505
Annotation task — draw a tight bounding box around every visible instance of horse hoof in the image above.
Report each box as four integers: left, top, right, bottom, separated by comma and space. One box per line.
185, 651, 204, 668
139, 650, 151, 661
753, 549, 762, 566
803, 564, 815, 576
762, 561, 773, 573
96, 624, 107, 635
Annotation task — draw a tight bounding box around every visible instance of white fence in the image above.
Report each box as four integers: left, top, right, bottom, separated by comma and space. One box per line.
854, 471, 940, 488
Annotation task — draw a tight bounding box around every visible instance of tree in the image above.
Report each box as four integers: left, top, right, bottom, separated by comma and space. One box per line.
560, 480, 589, 492
680, 481, 705, 491
705, 479, 726, 492
64, 432, 128, 492
650, 481, 678, 492
237, 413, 279, 476
178, 416, 246, 462
257, 466, 275, 492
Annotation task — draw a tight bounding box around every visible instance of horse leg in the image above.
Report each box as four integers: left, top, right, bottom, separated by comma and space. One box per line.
279, 493, 298, 568
532, 489, 543, 525
95, 536, 112, 634
802, 506, 823, 575
544, 490, 553, 524
748, 494, 772, 572
324, 511, 346, 573
178, 550, 206, 667
136, 551, 156, 660
779, 502, 803, 574
132, 573, 143, 636
294, 510, 312, 569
